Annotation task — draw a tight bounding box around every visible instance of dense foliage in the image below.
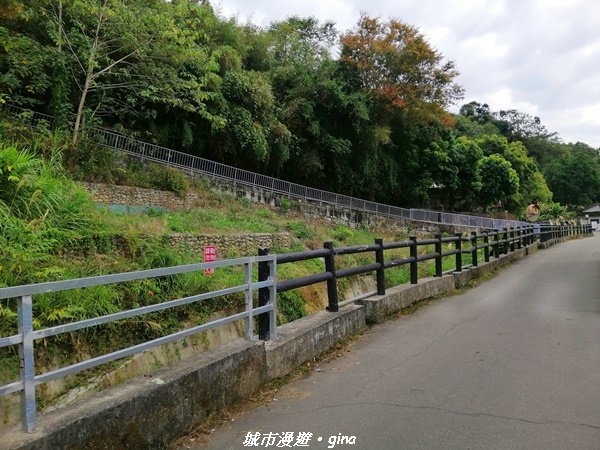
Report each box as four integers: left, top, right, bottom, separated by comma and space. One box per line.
1, 1, 599, 213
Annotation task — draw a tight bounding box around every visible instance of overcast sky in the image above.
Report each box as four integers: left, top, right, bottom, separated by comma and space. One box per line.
214, 0, 600, 148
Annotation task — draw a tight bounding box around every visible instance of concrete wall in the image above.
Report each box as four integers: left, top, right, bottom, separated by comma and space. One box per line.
1, 241, 557, 450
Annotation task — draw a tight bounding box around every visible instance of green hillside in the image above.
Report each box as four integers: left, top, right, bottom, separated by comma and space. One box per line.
1, 1, 599, 214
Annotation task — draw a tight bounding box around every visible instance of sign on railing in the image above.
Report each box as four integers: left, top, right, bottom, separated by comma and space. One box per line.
0, 255, 276, 433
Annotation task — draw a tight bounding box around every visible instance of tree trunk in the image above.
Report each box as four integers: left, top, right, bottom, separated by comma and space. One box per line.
72, 68, 93, 145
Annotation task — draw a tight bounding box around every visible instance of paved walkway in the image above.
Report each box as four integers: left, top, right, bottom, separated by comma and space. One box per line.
198, 235, 600, 450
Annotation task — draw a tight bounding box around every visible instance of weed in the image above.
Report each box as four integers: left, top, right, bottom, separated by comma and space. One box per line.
278, 198, 293, 213
285, 221, 312, 239
332, 224, 353, 242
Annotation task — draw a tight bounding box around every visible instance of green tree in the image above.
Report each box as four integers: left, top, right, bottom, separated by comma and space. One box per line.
477, 154, 519, 210
441, 136, 484, 210
544, 144, 600, 206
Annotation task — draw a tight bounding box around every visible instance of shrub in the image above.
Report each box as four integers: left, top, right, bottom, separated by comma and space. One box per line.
278, 197, 293, 213
333, 224, 353, 242
285, 221, 312, 239
277, 290, 306, 324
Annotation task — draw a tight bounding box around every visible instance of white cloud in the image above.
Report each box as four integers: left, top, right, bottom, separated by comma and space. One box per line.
215, 0, 600, 148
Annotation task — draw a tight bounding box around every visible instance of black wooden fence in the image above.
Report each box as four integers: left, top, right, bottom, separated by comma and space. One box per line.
256, 224, 592, 338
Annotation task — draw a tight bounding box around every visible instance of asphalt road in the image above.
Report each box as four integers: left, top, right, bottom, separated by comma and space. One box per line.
200, 235, 600, 450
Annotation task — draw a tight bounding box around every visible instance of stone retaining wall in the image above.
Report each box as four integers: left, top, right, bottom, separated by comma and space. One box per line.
165, 232, 293, 257
64, 232, 293, 259
79, 181, 204, 210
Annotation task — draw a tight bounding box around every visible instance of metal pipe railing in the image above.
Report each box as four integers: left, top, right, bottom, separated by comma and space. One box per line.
1, 104, 532, 230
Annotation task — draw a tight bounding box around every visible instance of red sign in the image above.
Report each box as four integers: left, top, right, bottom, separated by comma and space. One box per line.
204, 246, 217, 275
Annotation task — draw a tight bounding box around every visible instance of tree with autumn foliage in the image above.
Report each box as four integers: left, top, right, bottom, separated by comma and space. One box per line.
339, 14, 463, 124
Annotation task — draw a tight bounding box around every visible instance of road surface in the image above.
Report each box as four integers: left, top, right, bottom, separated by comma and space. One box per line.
194, 235, 600, 449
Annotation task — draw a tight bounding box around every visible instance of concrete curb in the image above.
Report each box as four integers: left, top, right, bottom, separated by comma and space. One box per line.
2, 306, 366, 450
2, 339, 267, 450
265, 305, 365, 381
360, 276, 455, 324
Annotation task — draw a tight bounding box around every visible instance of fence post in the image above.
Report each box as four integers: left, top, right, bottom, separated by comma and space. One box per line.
375, 238, 386, 295
435, 234, 443, 277
324, 242, 339, 312
470, 231, 478, 267
517, 227, 522, 249
409, 236, 418, 284
244, 262, 254, 340
540, 224, 545, 243
455, 233, 462, 272
268, 255, 277, 339
528, 226, 533, 245
509, 227, 515, 252
483, 232, 490, 262
504, 227, 510, 254
258, 248, 271, 340
493, 230, 500, 258
18, 295, 36, 433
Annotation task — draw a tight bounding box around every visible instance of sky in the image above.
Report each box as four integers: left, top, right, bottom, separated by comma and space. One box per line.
214, 0, 600, 148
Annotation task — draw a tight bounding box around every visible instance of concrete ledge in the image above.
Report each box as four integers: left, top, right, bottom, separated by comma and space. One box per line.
360, 276, 455, 324
454, 245, 536, 288
265, 304, 365, 381
538, 237, 565, 249
2, 340, 267, 450
526, 243, 539, 255
453, 269, 474, 289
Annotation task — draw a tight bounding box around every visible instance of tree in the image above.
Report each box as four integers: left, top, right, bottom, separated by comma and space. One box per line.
268, 16, 336, 69
459, 101, 492, 124
339, 14, 463, 123
447, 136, 483, 209
54, 0, 222, 143
477, 154, 519, 210
494, 109, 557, 142
502, 140, 551, 208
544, 144, 600, 206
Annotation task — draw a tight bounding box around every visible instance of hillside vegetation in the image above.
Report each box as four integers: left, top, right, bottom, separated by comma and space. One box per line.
1, 1, 599, 215
0, 131, 437, 417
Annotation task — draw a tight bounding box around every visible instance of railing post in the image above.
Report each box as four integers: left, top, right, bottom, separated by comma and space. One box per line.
244, 261, 254, 340
509, 227, 515, 252
268, 255, 277, 339
18, 295, 36, 433
493, 230, 500, 258
470, 231, 478, 267
483, 232, 490, 262
435, 234, 443, 277
528, 226, 533, 245
324, 242, 338, 312
455, 233, 462, 272
539, 224, 545, 243
258, 248, 271, 340
504, 227, 509, 254
375, 239, 386, 295
409, 236, 418, 284
517, 227, 522, 249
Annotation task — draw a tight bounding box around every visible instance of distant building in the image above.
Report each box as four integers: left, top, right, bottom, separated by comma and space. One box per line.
582, 203, 600, 230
